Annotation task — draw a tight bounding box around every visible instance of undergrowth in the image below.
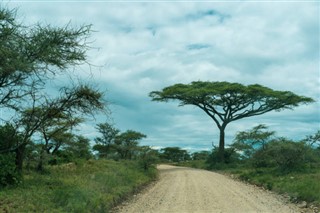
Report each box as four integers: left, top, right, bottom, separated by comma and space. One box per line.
175, 161, 320, 207
0, 159, 157, 212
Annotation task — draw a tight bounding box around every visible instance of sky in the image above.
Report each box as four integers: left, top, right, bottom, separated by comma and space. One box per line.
4, 1, 320, 152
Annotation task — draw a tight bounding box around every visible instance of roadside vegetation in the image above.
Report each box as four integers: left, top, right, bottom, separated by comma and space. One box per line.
0, 160, 157, 212
174, 128, 320, 208
0, 5, 158, 213
0, 4, 318, 212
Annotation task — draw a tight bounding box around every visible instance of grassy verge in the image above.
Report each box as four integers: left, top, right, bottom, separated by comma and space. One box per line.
232, 167, 320, 206
175, 160, 320, 208
0, 159, 157, 212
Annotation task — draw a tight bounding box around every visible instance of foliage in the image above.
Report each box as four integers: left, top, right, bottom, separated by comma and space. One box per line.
64, 135, 93, 160
178, 137, 320, 206
232, 124, 275, 158
0, 5, 105, 173
0, 124, 22, 186
160, 147, 191, 162
93, 122, 120, 158
14, 84, 105, 171
175, 160, 207, 169
51, 135, 93, 165
150, 81, 314, 162
114, 130, 146, 160
0, 153, 20, 187
230, 126, 320, 173
138, 146, 159, 171
206, 147, 240, 169
0, 6, 92, 110
192, 151, 210, 160
303, 130, 320, 148
254, 138, 311, 172
93, 122, 147, 161
204, 129, 320, 205
0, 123, 21, 154
0, 160, 157, 212
231, 167, 320, 205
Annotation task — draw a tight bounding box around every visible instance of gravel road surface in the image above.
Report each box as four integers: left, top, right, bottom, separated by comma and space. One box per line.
115, 165, 302, 213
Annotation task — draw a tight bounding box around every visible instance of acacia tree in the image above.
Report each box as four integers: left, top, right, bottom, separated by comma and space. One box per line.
0, 6, 106, 171
15, 85, 104, 171
303, 130, 320, 147
150, 81, 314, 162
232, 124, 275, 158
114, 130, 146, 160
93, 122, 120, 158
232, 124, 275, 159
93, 123, 146, 160
0, 7, 92, 112
160, 147, 190, 162
34, 110, 82, 171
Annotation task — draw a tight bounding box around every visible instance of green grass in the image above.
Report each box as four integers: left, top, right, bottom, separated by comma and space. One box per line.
175, 161, 320, 207
234, 168, 320, 206
0, 159, 157, 213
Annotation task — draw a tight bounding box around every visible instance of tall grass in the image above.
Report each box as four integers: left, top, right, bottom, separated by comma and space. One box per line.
175, 161, 320, 207
236, 168, 320, 206
0, 159, 157, 212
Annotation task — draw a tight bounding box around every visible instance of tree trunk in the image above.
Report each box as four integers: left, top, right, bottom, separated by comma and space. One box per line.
218, 126, 226, 163
15, 144, 26, 172
37, 147, 45, 172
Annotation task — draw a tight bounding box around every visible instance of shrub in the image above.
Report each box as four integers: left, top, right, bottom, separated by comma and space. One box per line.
0, 153, 21, 187
138, 146, 159, 171
252, 138, 310, 173
206, 147, 240, 169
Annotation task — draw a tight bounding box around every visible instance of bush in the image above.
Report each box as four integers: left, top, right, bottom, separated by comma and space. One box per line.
251, 149, 275, 168
138, 146, 159, 171
206, 147, 240, 169
0, 159, 158, 212
0, 153, 21, 187
251, 138, 310, 173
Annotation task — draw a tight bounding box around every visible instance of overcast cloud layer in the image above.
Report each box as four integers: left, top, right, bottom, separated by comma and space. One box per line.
6, 1, 319, 151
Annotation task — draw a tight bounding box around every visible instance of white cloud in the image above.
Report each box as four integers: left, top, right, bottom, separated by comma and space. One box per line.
5, 1, 319, 152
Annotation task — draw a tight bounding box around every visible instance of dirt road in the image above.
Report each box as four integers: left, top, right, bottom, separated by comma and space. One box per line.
116, 165, 302, 213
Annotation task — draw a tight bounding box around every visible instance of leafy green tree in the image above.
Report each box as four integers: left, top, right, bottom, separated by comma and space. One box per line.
150, 81, 314, 162
0, 5, 105, 172
232, 124, 275, 159
93, 122, 120, 158
0, 124, 22, 186
0, 6, 91, 111
15, 85, 104, 171
192, 151, 210, 160
114, 130, 146, 160
258, 138, 309, 172
138, 146, 159, 171
0, 123, 21, 154
54, 135, 92, 164
160, 147, 190, 162
0, 153, 19, 187
30, 109, 83, 171
68, 135, 92, 160
93, 123, 147, 160
206, 146, 239, 168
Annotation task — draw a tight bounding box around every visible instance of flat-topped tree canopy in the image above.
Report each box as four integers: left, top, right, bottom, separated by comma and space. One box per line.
149, 81, 315, 162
